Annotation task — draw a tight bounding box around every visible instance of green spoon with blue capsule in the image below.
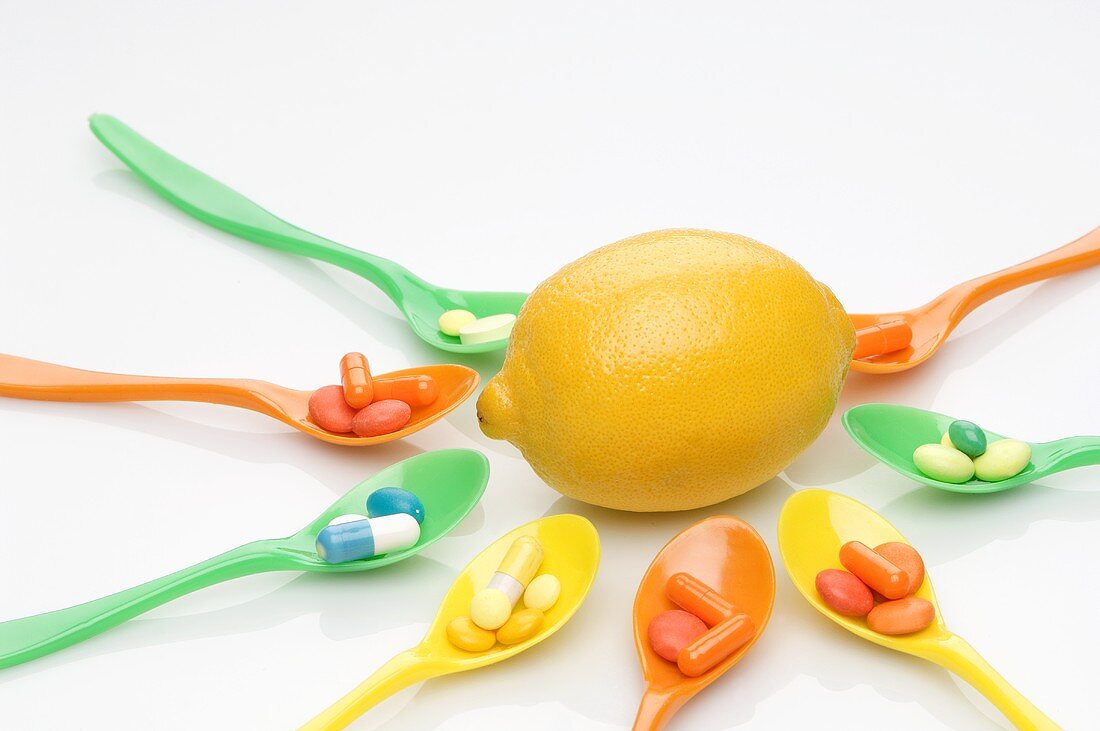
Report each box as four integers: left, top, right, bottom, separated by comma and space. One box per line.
0, 449, 488, 670
843, 403, 1100, 494
89, 114, 527, 354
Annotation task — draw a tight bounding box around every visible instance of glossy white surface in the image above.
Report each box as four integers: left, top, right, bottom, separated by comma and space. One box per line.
1, 2, 1097, 728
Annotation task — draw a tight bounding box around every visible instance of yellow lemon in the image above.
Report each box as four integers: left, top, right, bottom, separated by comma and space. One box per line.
477, 229, 854, 512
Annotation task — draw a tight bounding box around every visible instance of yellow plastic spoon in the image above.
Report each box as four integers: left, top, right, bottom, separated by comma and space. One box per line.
778, 489, 1059, 731
301, 514, 600, 730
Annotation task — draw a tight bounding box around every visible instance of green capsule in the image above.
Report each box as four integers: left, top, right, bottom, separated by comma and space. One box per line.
948, 420, 987, 458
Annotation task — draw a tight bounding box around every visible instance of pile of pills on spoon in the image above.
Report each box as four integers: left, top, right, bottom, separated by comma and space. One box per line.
816, 540, 934, 635
647, 572, 756, 677
308, 352, 439, 437
912, 419, 1031, 484
315, 487, 426, 563
438, 309, 516, 346
446, 535, 562, 652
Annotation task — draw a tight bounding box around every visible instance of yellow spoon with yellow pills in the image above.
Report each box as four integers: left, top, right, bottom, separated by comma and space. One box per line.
300, 514, 600, 730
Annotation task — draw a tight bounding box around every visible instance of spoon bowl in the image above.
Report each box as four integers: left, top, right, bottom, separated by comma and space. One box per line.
0, 449, 489, 669
0, 353, 479, 446
631, 516, 775, 731
843, 403, 1100, 494
850, 226, 1100, 373
90, 114, 528, 354
778, 489, 1058, 729
302, 514, 600, 730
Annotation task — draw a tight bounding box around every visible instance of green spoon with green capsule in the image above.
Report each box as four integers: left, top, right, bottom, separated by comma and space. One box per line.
88, 114, 527, 354
0, 449, 488, 670
843, 403, 1100, 494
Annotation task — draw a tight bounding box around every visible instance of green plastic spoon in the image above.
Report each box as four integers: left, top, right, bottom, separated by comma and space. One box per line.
843, 403, 1100, 494
0, 449, 488, 670
88, 114, 527, 354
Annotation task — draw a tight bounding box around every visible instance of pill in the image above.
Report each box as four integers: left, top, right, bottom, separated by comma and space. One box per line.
339, 352, 373, 409
470, 536, 544, 629
328, 513, 368, 526
372, 375, 440, 407
852, 319, 913, 360
438, 309, 478, 337
446, 616, 496, 652
470, 588, 513, 630
940, 432, 953, 447
496, 608, 544, 645
308, 385, 359, 434
874, 542, 925, 595
367, 487, 426, 524
815, 569, 874, 617
458, 313, 516, 346
839, 541, 909, 600
913, 443, 975, 484
352, 399, 412, 437
523, 574, 561, 612
973, 438, 1031, 481
315, 513, 420, 563
648, 610, 708, 663
867, 596, 936, 635
948, 420, 987, 458
677, 613, 755, 677
666, 573, 735, 627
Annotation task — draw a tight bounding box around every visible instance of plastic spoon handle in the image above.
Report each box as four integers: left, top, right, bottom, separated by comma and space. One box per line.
922, 634, 1060, 731
631, 688, 685, 731
300, 649, 449, 731
1042, 436, 1100, 472
89, 114, 413, 304
945, 226, 1100, 324
0, 541, 284, 669
0, 353, 288, 416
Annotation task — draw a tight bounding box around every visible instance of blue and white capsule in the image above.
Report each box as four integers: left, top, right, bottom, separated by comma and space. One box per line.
315, 513, 421, 564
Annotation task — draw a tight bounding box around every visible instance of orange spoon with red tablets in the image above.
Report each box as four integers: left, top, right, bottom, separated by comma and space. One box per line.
779, 489, 1060, 730
850, 225, 1100, 373
631, 516, 775, 731
0, 353, 477, 446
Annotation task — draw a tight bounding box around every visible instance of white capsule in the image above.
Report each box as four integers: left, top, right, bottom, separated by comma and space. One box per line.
315, 513, 421, 563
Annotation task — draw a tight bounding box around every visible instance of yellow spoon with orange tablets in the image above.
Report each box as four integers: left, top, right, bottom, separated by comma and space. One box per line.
778, 489, 1060, 731
301, 514, 600, 730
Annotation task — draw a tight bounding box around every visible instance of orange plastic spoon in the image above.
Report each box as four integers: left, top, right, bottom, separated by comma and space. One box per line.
0, 354, 478, 446
850, 226, 1100, 373
631, 516, 775, 731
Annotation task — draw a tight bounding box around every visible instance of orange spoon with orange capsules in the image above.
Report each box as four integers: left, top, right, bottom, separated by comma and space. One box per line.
632, 516, 775, 731
850, 226, 1100, 372
0, 353, 477, 446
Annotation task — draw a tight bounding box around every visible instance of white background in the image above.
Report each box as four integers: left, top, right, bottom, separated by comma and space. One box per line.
1, 2, 1097, 729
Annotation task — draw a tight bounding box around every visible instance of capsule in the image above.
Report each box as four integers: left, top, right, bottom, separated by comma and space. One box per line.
853, 319, 913, 360
372, 375, 439, 407
315, 513, 420, 563
677, 613, 755, 677
340, 352, 373, 409
469, 536, 544, 630
839, 541, 909, 600
666, 573, 736, 627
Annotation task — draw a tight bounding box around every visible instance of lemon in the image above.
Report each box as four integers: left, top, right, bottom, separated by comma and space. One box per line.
477, 229, 855, 512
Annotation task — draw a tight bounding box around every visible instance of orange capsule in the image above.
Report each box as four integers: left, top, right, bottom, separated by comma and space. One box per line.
839, 541, 909, 600
372, 375, 439, 407
666, 572, 736, 627
874, 542, 925, 596
853, 319, 913, 360
867, 596, 935, 635
676, 613, 755, 677
340, 352, 373, 409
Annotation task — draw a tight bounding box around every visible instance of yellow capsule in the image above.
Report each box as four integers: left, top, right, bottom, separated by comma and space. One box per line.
496, 608, 544, 645
484, 536, 544, 607
446, 616, 496, 652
